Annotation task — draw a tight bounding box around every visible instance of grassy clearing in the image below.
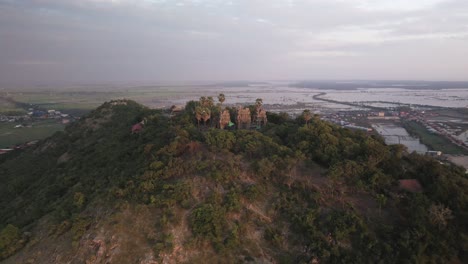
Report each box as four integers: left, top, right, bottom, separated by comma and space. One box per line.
0, 108, 26, 115
403, 121, 468, 155
0, 120, 65, 148
4, 87, 192, 116
33, 103, 97, 116
12, 92, 115, 112
0, 98, 26, 115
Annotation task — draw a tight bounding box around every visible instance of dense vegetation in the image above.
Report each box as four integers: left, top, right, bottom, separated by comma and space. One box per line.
0, 99, 467, 263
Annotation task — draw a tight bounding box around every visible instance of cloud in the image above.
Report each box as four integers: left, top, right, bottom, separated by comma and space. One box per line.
0, 0, 467, 84
289, 51, 360, 58
353, 0, 449, 11
9, 60, 60, 66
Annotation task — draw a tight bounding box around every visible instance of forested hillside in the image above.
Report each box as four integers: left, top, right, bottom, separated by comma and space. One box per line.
0, 99, 466, 263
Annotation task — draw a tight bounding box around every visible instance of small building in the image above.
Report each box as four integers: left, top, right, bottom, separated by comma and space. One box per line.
0, 149, 13, 155
111, 100, 128, 106
219, 109, 231, 129
426, 150, 442, 157
32, 110, 46, 117
131, 123, 143, 134
236, 107, 251, 129
170, 105, 184, 114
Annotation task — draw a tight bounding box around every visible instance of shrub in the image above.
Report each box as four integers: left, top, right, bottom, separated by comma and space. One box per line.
0, 224, 21, 260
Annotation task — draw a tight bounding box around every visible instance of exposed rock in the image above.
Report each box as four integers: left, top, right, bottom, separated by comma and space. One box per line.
57, 152, 71, 164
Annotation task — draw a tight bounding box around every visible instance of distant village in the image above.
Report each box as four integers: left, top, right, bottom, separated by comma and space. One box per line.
0, 108, 74, 124
322, 108, 468, 151
0, 107, 77, 155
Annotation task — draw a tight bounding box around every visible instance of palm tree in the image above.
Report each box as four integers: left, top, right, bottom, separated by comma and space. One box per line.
201, 108, 211, 126
195, 106, 203, 127
218, 93, 225, 107
200, 96, 207, 106
255, 98, 263, 111
206, 96, 214, 108
303, 109, 312, 126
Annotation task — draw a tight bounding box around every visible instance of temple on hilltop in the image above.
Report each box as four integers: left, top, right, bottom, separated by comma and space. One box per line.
236, 107, 251, 129
219, 109, 232, 129
193, 95, 268, 130
255, 108, 267, 127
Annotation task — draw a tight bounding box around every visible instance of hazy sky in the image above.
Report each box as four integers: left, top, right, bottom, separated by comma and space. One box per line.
1, 0, 468, 84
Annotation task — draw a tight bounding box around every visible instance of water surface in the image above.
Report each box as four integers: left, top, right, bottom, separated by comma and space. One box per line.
372, 123, 428, 153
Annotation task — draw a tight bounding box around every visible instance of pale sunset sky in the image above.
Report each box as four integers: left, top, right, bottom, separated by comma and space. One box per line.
1, 0, 467, 84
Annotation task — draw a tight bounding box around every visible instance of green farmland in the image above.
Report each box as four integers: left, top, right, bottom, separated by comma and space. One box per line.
0, 86, 183, 148
403, 120, 468, 155
0, 120, 65, 148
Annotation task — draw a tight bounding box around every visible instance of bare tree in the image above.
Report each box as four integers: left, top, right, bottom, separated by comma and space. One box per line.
428, 203, 453, 229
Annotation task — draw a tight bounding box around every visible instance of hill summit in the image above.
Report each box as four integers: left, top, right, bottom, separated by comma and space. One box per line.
0, 99, 467, 263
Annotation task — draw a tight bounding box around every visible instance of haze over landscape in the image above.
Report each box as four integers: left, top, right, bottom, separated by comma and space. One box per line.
1, 0, 468, 85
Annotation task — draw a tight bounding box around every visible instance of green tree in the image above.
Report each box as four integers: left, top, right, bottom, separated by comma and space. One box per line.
0, 224, 21, 259
73, 192, 85, 209
376, 194, 387, 214
204, 129, 236, 150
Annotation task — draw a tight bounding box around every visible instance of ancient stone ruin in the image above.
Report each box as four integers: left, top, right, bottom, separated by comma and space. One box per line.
255, 108, 268, 127
194, 95, 267, 130
236, 107, 251, 129
219, 109, 231, 129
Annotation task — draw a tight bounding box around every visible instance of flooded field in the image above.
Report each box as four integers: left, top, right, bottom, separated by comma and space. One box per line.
322, 88, 468, 108
2, 83, 466, 149
139, 84, 468, 111
144, 85, 362, 114
372, 123, 428, 153
3, 82, 467, 117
